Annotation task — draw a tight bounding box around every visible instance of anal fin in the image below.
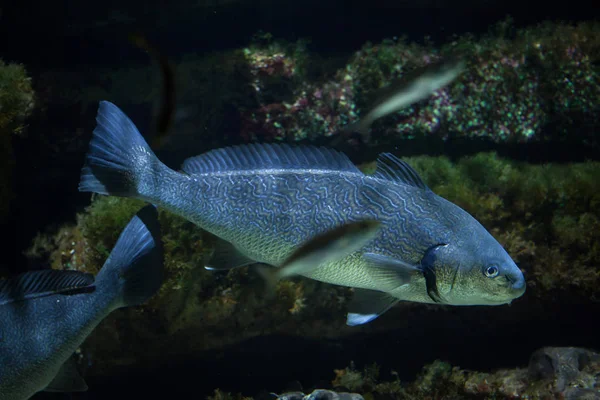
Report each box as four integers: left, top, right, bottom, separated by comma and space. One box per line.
205, 239, 256, 271
346, 288, 399, 326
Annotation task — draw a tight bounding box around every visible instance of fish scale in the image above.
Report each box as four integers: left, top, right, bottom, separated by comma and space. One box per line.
155, 170, 442, 273
79, 101, 526, 326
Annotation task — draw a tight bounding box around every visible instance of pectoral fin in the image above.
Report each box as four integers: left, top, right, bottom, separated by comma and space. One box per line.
346, 288, 399, 326
362, 252, 419, 291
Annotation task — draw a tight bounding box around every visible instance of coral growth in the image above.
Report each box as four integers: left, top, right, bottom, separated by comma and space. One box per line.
33, 20, 599, 148
239, 19, 599, 144
441, 19, 599, 144
239, 33, 353, 142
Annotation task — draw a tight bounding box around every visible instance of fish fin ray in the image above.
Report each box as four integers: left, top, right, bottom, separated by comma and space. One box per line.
79, 101, 158, 198
277, 220, 380, 279
346, 288, 399, 326
0, 270, 95, 306
96, 204, 164, 308
373, 153, 431, 191
43, 355, 88, 392
180, 143, 361, 175
362, 252, 418, 291
205, 240, 256, 270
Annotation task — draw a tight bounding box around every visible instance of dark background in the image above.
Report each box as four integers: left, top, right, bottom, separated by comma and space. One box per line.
1, 0, 596, 68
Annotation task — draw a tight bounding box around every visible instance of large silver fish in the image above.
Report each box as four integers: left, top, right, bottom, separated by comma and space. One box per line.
0, 205, 163, 399
79, 101, 525, 326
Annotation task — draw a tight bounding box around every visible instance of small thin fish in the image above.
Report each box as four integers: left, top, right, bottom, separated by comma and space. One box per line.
342, 57, 466, 140
128, 32, 176, 149
0, 205, 164, 399
258, 219, 381, 295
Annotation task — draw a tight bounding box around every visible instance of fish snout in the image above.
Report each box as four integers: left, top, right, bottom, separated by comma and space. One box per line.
507, 270, 526, 295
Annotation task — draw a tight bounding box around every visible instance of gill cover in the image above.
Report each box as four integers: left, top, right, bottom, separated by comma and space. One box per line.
420, 243, 449, 304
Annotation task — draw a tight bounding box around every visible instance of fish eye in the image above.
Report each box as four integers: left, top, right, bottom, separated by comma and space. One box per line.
484, 265, 499, 278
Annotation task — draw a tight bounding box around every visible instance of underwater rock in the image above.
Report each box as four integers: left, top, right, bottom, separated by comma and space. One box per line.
462, 347, 600, 398
564, 388, 600, 400
528, 347, 600, 393
326, 347, 600, 399
204, 347, 599, 399
275, 391, 305, 400
277, 389, 364, 400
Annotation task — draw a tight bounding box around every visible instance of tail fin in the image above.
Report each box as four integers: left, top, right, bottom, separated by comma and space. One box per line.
96, 204, 164, 308
78, 101, 160, 199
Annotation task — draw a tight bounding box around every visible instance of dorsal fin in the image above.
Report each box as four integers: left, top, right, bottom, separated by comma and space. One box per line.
0, 270, 95, 305
373, 153, 431, 191
180, 143, 361, 175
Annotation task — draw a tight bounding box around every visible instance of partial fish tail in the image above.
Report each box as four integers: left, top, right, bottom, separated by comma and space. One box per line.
341, 118, 372, 142
95, 205, 164, 309
78, 101, 166, 201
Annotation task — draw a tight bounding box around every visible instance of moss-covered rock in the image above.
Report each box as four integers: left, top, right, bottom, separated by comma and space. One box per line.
342, 18, 600, 144
36, 20, 598, 148
241, 19, 599, 144
325, 347, 600, 399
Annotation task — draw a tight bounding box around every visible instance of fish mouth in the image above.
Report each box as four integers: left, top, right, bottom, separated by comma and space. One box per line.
506, 272, 526, 298
510, 285, 526, 299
